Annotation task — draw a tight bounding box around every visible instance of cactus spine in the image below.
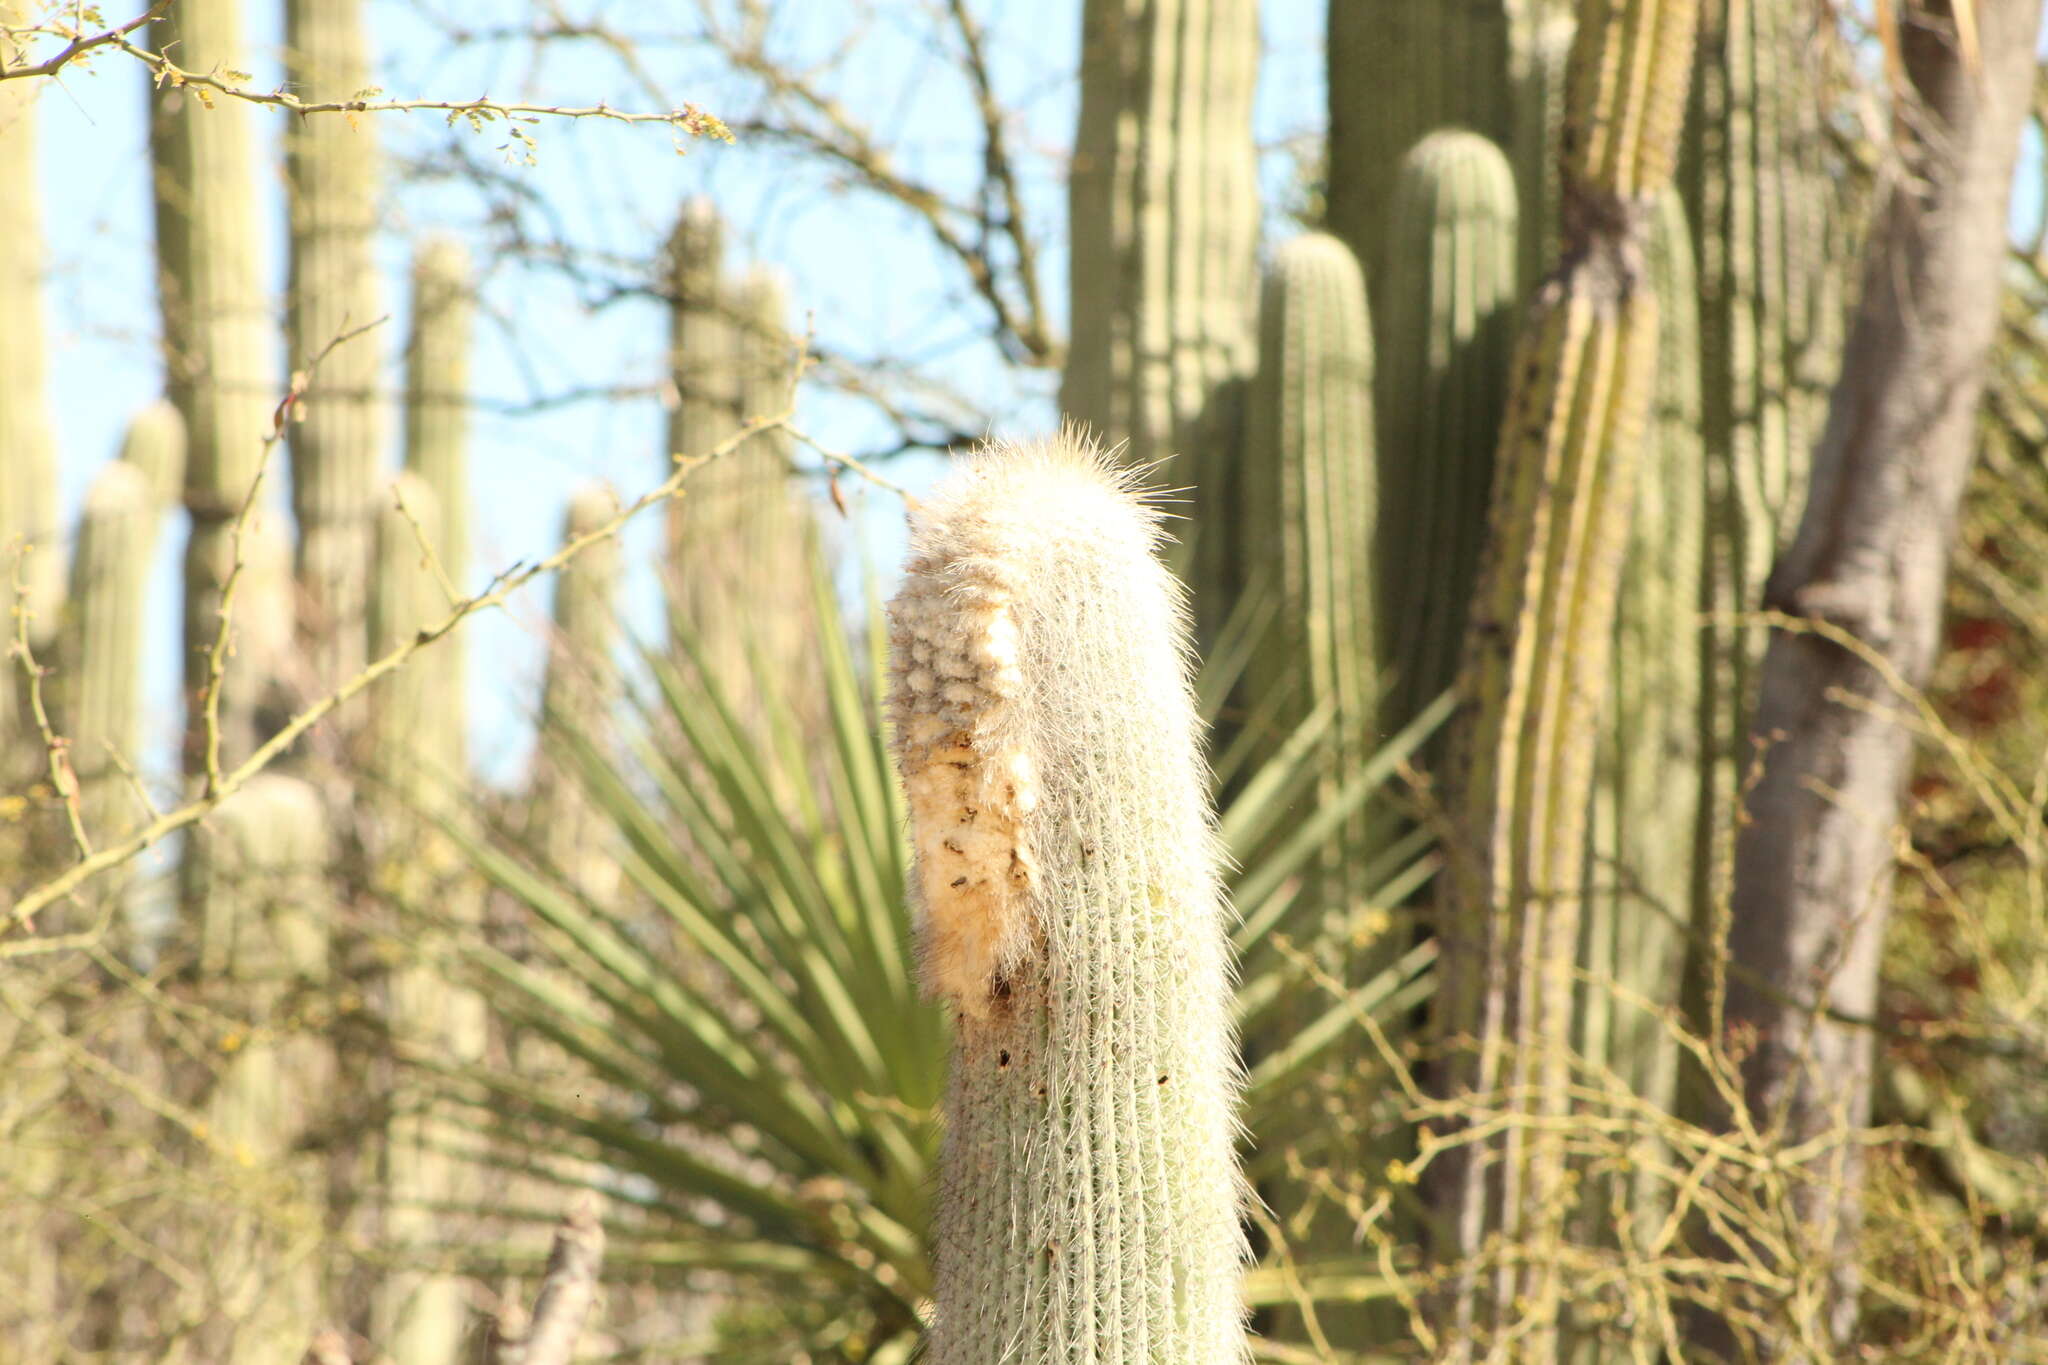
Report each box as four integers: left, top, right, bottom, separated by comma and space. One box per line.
0, 0, 61, 731
533, 482, 623, 900
891, 435, 1245, 1363
1427, 1, 1698, 1354
148, 0, 278, 778
1325, 0, 1513, 285
1373, 130, 1520, 740
285, 0, 384, 684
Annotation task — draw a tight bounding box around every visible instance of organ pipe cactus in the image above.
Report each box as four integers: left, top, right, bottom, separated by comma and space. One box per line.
1374, 129, 1519, 743
1325, 0, 1513, 286
0, 0, 60, 725
1509, 13, 1576, 292
662, 197, 738, 606
1427, 0, 1698, 1355
890, 434, 1246, 1363
148, 0, 277, 778
284, 0, 384, 684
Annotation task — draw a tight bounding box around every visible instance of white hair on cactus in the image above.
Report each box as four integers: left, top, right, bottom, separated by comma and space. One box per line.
887, 427, 1246, 1362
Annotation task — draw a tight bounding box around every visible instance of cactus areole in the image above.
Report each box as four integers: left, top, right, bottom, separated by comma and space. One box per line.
889, 433, 1247, 1363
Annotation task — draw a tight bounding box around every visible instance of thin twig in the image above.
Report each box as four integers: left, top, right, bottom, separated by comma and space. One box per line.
0, 1, 170, 82
7, 410, 790, 933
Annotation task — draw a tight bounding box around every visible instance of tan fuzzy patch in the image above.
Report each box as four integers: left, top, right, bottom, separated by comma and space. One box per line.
892, 581, 1038, 1016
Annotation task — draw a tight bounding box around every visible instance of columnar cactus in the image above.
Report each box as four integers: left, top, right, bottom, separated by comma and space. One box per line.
533, 481, 623, 900
368, 473, 483, 1362
0, 0, 61, 733
403, 237, 473, 784
148, 0, 278, 776
190, 772, 333, 1365
1325, 0, 1513, 285
1509, 13, 1577, 292
663, 214, 814, 706
1243, 231, 1379, 861
1576, 187, 1702, 1264
1373, 130, 1519, 741
284, 0, 384, 685
1680, 0, 1846, 942
890, 435, 1246, 1362
1063, 0, 1258, 636
62, 408, 187, 861
1427, 0, 1698, 1354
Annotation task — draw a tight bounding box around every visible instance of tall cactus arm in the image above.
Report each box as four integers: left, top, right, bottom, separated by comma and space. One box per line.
284, 0, 384, 684
892, 433, 1246, 1364
1426, 1, 1698, 1356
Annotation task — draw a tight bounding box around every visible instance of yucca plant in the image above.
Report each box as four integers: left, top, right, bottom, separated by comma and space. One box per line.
432, 535, 1448, 1360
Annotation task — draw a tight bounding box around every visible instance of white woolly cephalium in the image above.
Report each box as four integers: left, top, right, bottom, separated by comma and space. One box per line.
888, 431, 1247, 1363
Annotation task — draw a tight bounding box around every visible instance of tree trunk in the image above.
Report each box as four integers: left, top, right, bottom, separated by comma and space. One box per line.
1712, 0, 2041, 1351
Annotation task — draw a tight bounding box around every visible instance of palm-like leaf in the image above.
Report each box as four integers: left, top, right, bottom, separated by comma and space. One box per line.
441, 559, 1447, 1359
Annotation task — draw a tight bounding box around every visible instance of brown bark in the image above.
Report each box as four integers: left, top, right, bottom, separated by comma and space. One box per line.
1711, 0, 2041, 1351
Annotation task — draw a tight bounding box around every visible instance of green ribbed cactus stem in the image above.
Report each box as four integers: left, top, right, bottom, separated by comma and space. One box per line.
1326, 1, 1513, 286
1374, 129, 1518, 742
533, 481, 623, 899
118, 399, 190, 513
1427, 1, 1697, 1355
149, 0, 278, 781
368, 473, 484, 1363
1680, 0, 1847, 993
191, 772, 333, 1365
1572, 189, 1702, 1325
403, 236, 473, 785
0, 0, 60, 699
661, 197, 738, 600
1509, 13, 1576, 292
890, 435, 1246, 1363
1244, 231, 1379, 852
59, 464, 152, 868
1064, 0, 1257, 638
285, 0, 383, 685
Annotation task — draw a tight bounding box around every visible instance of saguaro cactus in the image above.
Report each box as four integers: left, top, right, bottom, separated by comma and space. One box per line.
1243, 231, 1379, 863
1680, 0, 1847, 943
148, 0, 278, 776
1326, 0, 1513, 285
284, 0, 384, 685
1427, 1, 1698, 1355
0, 0, 61, 732
403, 236, 474, 785
890, 434, 1245, 1363
1063, 0, 1258, 635
1374, 129, 1519, 740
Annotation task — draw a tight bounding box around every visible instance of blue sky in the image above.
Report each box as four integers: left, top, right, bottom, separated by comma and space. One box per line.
24, 2, 2045, 806
28, 0, 1326, 794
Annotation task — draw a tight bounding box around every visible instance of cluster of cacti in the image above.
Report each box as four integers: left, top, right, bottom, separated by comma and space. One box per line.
1063, 0, 1258, 643
284, 0, 385, 683
891, 434, 1245, 1363
661, 200, 816, 704
1325, 0, 1514, 286
1426, 2, 1698, 1352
